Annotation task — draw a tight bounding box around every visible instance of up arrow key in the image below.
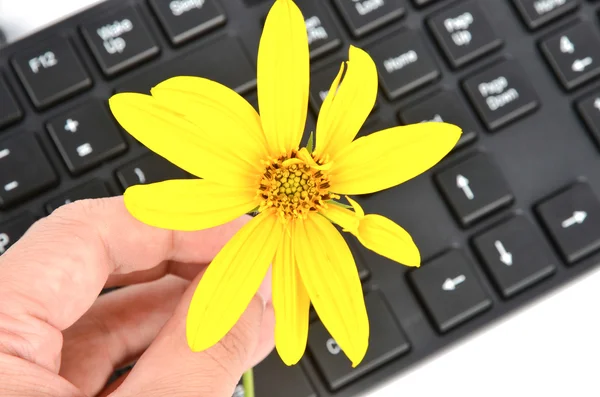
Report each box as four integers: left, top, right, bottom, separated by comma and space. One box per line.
456, 174, 474, 200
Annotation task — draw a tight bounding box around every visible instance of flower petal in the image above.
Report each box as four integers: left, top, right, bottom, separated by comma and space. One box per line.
150, 76, 269, 170
273, 224, 310, 365
314, 46, 378, 161
186, 211, 282, 352
328, 123, 461, 195
322, 198, 420, 267
123, 179, 259, 232
257, 0, 309, 157
109, 93, 259, 187
294, 213, 369, 367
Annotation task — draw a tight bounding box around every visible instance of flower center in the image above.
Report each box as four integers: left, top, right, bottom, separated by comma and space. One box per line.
258, 151, 334, 220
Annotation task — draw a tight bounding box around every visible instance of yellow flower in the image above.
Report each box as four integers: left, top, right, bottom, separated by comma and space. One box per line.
108, 0, 461, 367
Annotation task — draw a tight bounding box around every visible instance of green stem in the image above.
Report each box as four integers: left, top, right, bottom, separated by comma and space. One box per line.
242, 369, 255, 397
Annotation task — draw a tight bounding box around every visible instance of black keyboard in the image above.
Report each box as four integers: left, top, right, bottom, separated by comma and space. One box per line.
2, 0, 600, 396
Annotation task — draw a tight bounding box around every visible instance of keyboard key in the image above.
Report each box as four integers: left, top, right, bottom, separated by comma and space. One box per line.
435, 153, 514, 227
299, 0, 342, 59
307, 291, 410, 391
254, 352, 317, 397
463, 59, 539, 130
409, 249, 492, 333
332, 0, 406, 38
47, 101, 127, 175
473, 215, 557, 298
11, 38, 92, 109
45, 180, 111, 213
427, 0, 503, 68
0, 134, 58, 209
117, 35, 255, 94
0, 76, 22, 130
116, 153, 190, 190
0, 213, 35, 255
399, 90, 478, 149
149, 0, 226, 46
576, 90, 600, 148
540, 22, 600, 90
81, 6, 160, 77
512, 0, 579, 30
367, 29, 440, 100
536, 182, 600, 264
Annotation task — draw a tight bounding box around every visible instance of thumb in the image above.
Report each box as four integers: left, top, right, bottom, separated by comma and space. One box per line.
111, 270, 274, 397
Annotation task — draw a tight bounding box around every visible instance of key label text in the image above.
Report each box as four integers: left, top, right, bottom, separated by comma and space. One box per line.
306, 16, 328, 45
352, 0, 385, 16
384, 50, 418, 73
28, 51, 57, 74
444, 12, 473, 47
442, 275, 466, 291
0, 233, 9, 254
561, 211, 587, 228
494, 240, 513, 266
170, 0, 205, 16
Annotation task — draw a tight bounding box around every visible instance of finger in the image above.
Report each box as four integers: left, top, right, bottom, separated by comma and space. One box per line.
0, 197, 250, 373
113, 271, 275, 397
105, 262, 204, 287
60, 275, 189, 396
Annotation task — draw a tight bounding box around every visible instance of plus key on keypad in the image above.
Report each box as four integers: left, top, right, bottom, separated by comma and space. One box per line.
536, 182, 600, 264
47, 100, 127, 175
463, 59, 539, 130
427, 0, 503, 68
367, 29, 440, 100
409, 249, 492, 333
435, 153, 514, 227
540, 22, 600, 91
81, 5, 160, 76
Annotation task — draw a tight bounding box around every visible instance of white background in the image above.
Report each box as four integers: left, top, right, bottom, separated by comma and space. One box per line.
1, 1, 599, 396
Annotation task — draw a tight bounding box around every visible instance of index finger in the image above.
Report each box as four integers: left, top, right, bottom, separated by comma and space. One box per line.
0, 196, 248, 336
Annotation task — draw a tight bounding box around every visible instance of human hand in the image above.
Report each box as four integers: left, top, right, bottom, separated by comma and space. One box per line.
0, 197, 275, 396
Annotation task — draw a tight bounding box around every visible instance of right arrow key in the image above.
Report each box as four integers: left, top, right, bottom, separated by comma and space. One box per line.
536, 182, 600, 264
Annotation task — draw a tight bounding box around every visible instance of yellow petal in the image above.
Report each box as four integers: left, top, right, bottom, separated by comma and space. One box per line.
348, 197, 420, 267
314, 46, 378, 161
109, 93, 259, 187
257, 0, 309, 157
294, 213, 369, 367
273, 224, 310, 365
329, 123, 461, 195
123, 179, 259, 232
186, 211, 282, 352
150, 76, 269, 171
319, 203, 359, 233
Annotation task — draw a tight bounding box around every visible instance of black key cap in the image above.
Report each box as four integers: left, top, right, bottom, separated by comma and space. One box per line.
536, 182, 600, 264
45, 180, 111, 213
399, 90, 478, 149
427, 0, 503, 68
333, 0, 406, 38
81, 6, 159, 77
303, 0, 342, 59
512, 0, 579, 30
540, 22, 600, 90
308, 291, 410, 391
576, 90, 600, 148
117, 35, 255, 94
116, 153, 190, 190
11, 38, 92, 109
463, 59, 539, 130
356, 118, 394, 139
0, 76, 22, 130
149, 0, 226, 46
412, 0, 440, 6
473, 215, 557, 298
47, 101, 127, 175
0, 134, 57, 209
310, 60, 342, 114
0, 213, 35, 256
254, 352, 317, 397
409, 249, 492, 332
367, 30, 440, 100
435, 153, 514, 227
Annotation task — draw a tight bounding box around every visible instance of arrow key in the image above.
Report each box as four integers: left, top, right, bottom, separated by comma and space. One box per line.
540, 22, 600, 90
435, 153, 514, 227
409, 249, 492, 333
536, 182, 600, 264
473, 215, 557, 298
